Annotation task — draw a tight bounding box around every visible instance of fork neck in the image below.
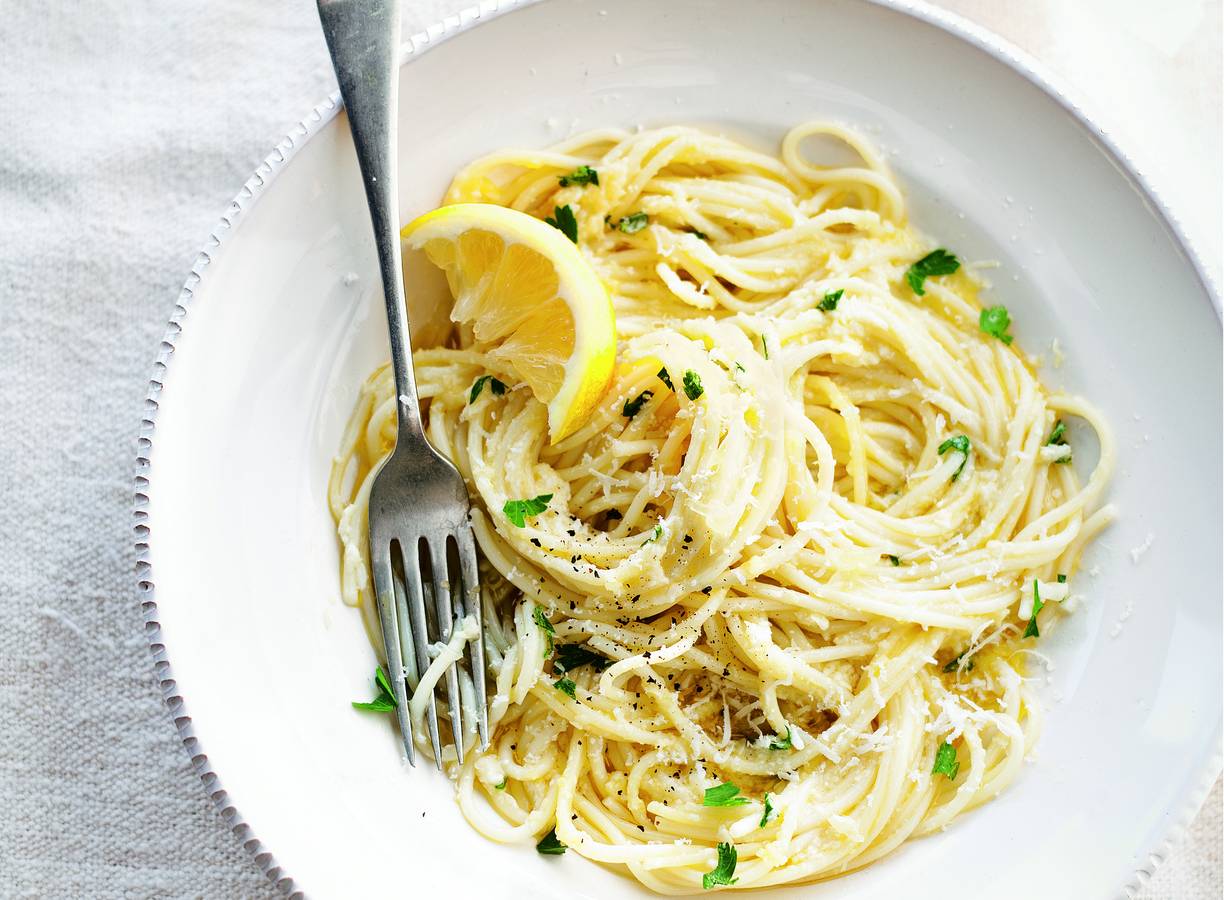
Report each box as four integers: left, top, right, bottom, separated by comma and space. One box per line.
317, 0, 426, 446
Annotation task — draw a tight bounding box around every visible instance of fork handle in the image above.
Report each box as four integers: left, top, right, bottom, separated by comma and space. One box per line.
317, 0, 426, 447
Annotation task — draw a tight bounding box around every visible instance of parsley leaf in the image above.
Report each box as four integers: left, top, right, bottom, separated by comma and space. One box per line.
553, 677, 578, 699
760, 335, 769, 359
532, 606, 555, 656
555, 643, 608, 673
819, 289, 843, 311
1046, 419, 1072, 464
703, 842, 738, 890
932, 741, 960, 779
351, 666, 398, 712
906, 248, 960, 295
623, 390, 653, 418
558, 165, 598, 187
373, 666, 397, 700
686, 227, 709, 240
1024, 579, 1044, 638
886, 554, 901, 567
469, 374, 507, 403
545, 205, 579, 244
759, 794, 775, 828
937, 434, 972, 481
503, 493, 553, 527
658, 367, 674, 390
979, 305, 1014, 344
536, 827, 567, 855
643, 523, 663, 545
682, 369, 704, 400
1057, 573, 1067, 584
938, 434, 971, 456
942, 650, 975, 673
612, 211, 649, 234
768, 728, 792, 751
495, 778, 507, 790
703, 782, 749, 807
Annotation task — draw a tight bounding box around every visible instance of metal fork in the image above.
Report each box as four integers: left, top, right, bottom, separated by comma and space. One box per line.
317, 0, 488, 767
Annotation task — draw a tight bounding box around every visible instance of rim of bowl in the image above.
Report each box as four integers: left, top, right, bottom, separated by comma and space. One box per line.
133, 1, 1222, 897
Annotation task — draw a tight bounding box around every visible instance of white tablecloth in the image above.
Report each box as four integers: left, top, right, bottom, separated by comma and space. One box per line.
0, 1, 1217, 896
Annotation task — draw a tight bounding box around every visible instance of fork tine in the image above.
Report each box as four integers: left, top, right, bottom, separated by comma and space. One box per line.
401, 539, 442, 766
392, 556, 418, 689
370, 539, 415, 765
427, 537, 464, 766
455, 528, 488, 748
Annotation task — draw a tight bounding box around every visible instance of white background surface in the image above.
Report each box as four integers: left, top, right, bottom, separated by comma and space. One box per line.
0, 0, 1217, 897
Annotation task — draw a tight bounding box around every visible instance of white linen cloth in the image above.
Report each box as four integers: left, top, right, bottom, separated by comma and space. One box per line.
0, 0, 1216, 897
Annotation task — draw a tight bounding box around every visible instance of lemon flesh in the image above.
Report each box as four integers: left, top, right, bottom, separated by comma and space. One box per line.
401, 203, 615, 442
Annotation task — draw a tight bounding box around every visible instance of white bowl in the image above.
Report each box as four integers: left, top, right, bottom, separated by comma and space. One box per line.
135, 1, 1222, 897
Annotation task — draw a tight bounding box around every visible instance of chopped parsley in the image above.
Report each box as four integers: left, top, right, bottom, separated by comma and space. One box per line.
906, 248, 960, 295
612, 211, 649, 234
495, 778, 507, 790
536, 827, 567, 855
532, 606, 555, 656
932, 741, 960, 779
943, 650, 975, 673
545, 204, 578, 243
351, 666, 398, 712
553, 677, 577, 699
468, 374, 507, 403
1057, 573, 1067, 584
682, 369, 704, 400
819, 289, 843, 311
937, 434, 972, 481
759, 793, 775, 828
703, 842, 738, 890
703, 782, 749, 807
1024, 579, 1044, 638
503, 493, 553, 527
686, 227, 709, 240
760, 335, 769, 359
623, 390, 653, 418
886, 554, 901, 567
643, 523, 664, 545
555, 643, 608, 673
979, 305, 1014, 344
658, 367, 674, 390
558, 165, 598, 187
768, 728, 792, 751
1046, 419, 1071, 463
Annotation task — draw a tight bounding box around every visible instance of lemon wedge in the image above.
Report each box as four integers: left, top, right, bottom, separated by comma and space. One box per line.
401, 203, 616, 442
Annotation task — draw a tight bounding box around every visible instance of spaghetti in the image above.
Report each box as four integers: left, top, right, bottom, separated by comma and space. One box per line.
328, 122, 1114, 892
